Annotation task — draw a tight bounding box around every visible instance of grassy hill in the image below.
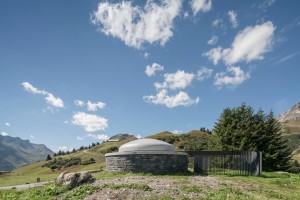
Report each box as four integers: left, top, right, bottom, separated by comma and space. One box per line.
0, 137, 136, 187
281, 119, 300, 161
0, 131, 214, 187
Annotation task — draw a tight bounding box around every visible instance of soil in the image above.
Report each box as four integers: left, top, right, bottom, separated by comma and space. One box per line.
84, 175, 230, 200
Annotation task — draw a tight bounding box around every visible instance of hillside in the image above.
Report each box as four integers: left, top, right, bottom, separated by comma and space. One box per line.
281, 119, 300, 161
278, 102, 300, 161
0, 135, 54, 171
0, 134, 137, 187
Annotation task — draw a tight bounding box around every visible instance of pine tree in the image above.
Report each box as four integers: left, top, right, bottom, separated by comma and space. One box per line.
213, 103, 292, 171
46, 154, 52, 161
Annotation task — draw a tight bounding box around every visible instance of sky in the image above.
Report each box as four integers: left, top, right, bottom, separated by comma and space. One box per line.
0, 0, 300, 152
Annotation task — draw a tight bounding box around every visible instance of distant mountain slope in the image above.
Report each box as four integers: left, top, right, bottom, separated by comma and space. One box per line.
277, 102, 300, 122
108, 134, 137, 141
278, 102, 300, 161
0, 135, 54, 171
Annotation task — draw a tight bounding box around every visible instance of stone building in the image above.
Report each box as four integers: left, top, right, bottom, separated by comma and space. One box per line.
105, 139, 188, 174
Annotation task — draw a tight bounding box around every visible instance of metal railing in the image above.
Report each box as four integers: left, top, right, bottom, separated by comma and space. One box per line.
188, 151, 262, 176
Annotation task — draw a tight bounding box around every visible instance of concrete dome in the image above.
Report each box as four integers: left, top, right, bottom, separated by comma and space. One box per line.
119, 139, 176, 153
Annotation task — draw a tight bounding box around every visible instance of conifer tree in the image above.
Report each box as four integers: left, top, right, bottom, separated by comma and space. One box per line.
213, 103, 292, 171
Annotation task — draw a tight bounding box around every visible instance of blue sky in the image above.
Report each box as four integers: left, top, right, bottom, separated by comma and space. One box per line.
0, 0, 299, 152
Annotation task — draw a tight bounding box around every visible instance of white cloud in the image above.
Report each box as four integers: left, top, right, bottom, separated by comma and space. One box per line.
76, 136, 84, 140
145, 63, 164, 77
135, 134, 142, 139
191, 0, 212, 15
196, 67, 213, 81
86, 133, 109, 141
5, 122, 10, 127
64, 120, 69, 124
29, 134, 34, 139
72, 112, 108, 132
91, 0, 182, 49
144, 52, 149, 59
214, 66, 250, 88
45, 93, 64, 108
172, 129, 182, 134
22, 82, 47, 95
207, 35, 218, 45
143, 89, 199, 108
258, 0, 276, 11
203, 47, 224, 65
204, 21, 275, 65
87, 101, 106, 111
22, 82, 64, 108
183, 12, 189, 18
228, 10, 238, 28
0, 132, 8, 136
154, 70, 194, 90
57, 146, 73, 152
74, 100, 85, 107
212, 18, 223, 27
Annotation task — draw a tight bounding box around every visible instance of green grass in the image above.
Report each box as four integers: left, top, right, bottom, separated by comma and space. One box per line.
103, 183, 153, 191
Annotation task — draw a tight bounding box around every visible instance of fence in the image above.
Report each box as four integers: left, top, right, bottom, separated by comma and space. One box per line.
188, 151, 262, 176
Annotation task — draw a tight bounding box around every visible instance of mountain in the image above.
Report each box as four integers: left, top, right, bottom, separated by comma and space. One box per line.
277, 102, 300, 122
108, 133, 137, 141
277, 102, 300, 161
0, 135, 54, 171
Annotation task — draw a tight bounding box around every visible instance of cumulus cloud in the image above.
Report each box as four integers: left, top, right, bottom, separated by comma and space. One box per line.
145, 63, 164, 77
22, 82, 64, 108
143, 89, 199, 108
72, 112, 108, 132
91, 0, 182, 49
86, 133, 109, 141
196, 67, 213, 81
204, 21, 275, 65
207, 35, 218, 45
214, 66, 250, 88
74, 100, 85, 107
5, 122, 10, 127
154, 70, 194, 90
191, 0, 212, 15
0, 132, 8, 136
228, 10, 238, 28
87, 101, 106, 111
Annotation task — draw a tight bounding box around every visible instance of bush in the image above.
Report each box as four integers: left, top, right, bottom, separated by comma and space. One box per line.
81, 158, 96, 165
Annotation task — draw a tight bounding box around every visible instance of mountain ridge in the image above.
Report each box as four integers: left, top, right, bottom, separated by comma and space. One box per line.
277, 102, 300, 122
0, 135, 54, 171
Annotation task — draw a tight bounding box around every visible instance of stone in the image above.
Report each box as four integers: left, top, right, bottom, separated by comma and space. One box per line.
56, 171, 95, 188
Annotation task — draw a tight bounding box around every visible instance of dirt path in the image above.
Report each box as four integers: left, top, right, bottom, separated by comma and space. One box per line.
84, 176, 228, 199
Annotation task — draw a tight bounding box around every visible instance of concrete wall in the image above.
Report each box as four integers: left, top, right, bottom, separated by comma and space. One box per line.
106, 153, 188, 174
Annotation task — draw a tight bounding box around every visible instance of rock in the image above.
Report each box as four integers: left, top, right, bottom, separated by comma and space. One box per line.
277, 102, 300, 122
56, 171, 95, 188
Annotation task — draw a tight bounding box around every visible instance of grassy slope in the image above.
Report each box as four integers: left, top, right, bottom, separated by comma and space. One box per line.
1, 172, 300, 200
0, 138, 134, 187
281, 119, 300, 161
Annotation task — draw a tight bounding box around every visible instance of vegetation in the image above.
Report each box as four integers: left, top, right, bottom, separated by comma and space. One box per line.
213, 103, 292, 171
1, 172, 300, 199
46, 154, 52, 161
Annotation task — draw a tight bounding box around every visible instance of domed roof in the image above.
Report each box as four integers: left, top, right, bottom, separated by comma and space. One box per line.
119, 139, 176, 153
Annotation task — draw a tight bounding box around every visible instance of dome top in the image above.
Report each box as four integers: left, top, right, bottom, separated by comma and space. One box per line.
119, 139, 175, 153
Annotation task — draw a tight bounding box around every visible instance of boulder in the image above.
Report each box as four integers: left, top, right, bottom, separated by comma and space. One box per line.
56, 171, 95, 188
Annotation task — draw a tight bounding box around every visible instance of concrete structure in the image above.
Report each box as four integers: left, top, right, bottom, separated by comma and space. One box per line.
105, 139, 188, 174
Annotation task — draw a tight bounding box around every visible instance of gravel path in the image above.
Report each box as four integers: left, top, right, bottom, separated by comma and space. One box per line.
84, 175, 227, 200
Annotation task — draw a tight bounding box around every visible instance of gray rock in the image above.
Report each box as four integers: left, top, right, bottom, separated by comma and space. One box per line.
56, 171, 95, 188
